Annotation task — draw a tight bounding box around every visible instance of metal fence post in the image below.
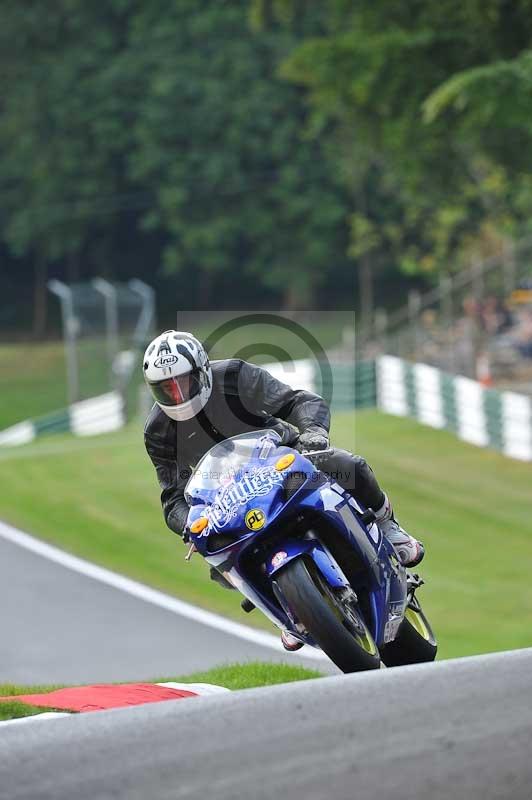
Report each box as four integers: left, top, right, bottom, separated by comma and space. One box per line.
471, 260, 486, 378
503, 241, 517, 297
92, 278, 119, 389
374, 307, 388, 354
408, 290, 422, 359
439, 275, 453, 332
128, 279, 156, 348
439, 274, 454, 372
48, 280, 79, 406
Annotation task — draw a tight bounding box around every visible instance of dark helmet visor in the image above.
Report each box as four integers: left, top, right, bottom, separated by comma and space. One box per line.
149, 369, 202, 407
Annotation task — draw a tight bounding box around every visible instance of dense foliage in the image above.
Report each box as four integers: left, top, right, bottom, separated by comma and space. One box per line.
1, 0, 531, 333
254, 0, 532, 276
0, 0, 351, 332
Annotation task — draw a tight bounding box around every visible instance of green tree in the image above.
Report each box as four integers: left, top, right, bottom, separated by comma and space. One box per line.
0, 0, 353, 324
253, 0, 532, 283
128, 0, 350, 308
0, 0, 147, 332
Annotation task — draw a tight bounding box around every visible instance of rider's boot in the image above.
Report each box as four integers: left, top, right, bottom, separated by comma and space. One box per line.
281, 630, 304, 652
375, 494, 424, 567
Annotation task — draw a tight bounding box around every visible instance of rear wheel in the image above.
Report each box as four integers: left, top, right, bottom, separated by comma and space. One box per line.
275, 557, 381, 673
380, 596, 437, 667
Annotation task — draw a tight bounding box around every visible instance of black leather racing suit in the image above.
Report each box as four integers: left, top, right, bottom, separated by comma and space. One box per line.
144, 358, 385, 536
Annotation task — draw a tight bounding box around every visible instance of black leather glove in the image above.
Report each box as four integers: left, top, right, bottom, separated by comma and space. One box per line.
296, 429, 330, 453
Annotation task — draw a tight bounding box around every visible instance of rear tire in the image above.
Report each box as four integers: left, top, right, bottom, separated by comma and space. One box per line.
380, 599, 437, 667
276, 557, 381, 673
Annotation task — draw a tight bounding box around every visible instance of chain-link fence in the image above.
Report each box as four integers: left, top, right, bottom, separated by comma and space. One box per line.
48, 279, 155, 411
358, 237, 532, 387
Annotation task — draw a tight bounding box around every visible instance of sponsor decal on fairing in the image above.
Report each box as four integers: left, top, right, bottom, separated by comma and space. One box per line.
271, 551, 288, 569
206, 466, 284, 529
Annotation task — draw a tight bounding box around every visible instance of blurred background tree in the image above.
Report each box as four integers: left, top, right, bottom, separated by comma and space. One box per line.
0, 0, 351, 335
255, 0, 532, 277
128, 0, 351, 311
1, 0, 531, 336
0, 1, 146, 335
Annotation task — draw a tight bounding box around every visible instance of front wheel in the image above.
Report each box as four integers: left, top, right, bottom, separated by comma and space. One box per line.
380, 596, 437, 667
275, 557, 381, 673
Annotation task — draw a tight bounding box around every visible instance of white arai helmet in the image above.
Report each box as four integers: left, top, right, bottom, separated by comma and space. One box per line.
143, 331, 213, 422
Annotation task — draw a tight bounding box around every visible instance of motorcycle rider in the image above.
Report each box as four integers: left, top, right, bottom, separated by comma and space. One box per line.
143, 330, 424, 651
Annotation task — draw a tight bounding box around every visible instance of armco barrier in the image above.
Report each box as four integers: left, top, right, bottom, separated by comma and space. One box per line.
377, 355, 532, 461
318, 361, 377, 410
261, 360, 376, 411
0, 391, 125, 447
0, 361, 376, 447
0, 358, 529, 462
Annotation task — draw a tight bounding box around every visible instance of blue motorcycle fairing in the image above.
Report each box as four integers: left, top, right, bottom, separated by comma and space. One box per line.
209, 557, 295, 630
263, 538, 350, 588
294, 480, 407, 643
187, 447, 319, 559
185, 435, 409, 649
197, 521, 349, 637
300, 485, 381, 573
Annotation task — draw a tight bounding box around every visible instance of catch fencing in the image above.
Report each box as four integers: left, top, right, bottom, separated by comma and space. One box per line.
357, 236, 532, 382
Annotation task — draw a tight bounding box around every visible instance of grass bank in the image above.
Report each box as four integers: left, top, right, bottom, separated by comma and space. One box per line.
0, 663, 321, 721
0, 317, 348, 429
0, 341, 113, 429
0, 410, 530, 660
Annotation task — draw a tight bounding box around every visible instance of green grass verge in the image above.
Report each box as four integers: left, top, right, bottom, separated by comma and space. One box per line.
0, 682, 65, 721
0, 701, 65, 721
168, 662, 322, 690
0, 410, 530, 661
0, 318, 348, 430
0, 341, 114, 429
0, 664, 321, 720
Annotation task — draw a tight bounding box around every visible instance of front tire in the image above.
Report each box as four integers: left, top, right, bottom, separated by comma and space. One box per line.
380, 597, 437, 667
276, 557, 381, 673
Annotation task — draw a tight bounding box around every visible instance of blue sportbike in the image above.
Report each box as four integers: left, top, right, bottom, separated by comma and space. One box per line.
185, 430, 437, 673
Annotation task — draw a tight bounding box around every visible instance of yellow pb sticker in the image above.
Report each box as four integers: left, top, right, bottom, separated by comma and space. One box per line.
245, 509, 266, 531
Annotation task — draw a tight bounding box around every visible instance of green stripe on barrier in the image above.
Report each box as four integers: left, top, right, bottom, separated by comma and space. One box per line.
317, 361, 377, 410
328, 364, 356, 410
440, 373, 458, 433
484, 388, 504, 451
374, 354, 531, 461
355, 361, 377, 408
33, 409, 71, 436
404, 362, 418, 418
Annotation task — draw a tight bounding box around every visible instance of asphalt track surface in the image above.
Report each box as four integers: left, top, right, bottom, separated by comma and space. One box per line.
0, 529, 330, 684
2, 647, 531, 800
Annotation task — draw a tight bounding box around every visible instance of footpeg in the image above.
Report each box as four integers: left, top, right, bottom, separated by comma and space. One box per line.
241, 598, 255, 613
406, 573, 425, 609
407, 573, 424, 590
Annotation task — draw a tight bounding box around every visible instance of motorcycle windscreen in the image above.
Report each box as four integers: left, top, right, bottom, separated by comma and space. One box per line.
185, 430, 282, 502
